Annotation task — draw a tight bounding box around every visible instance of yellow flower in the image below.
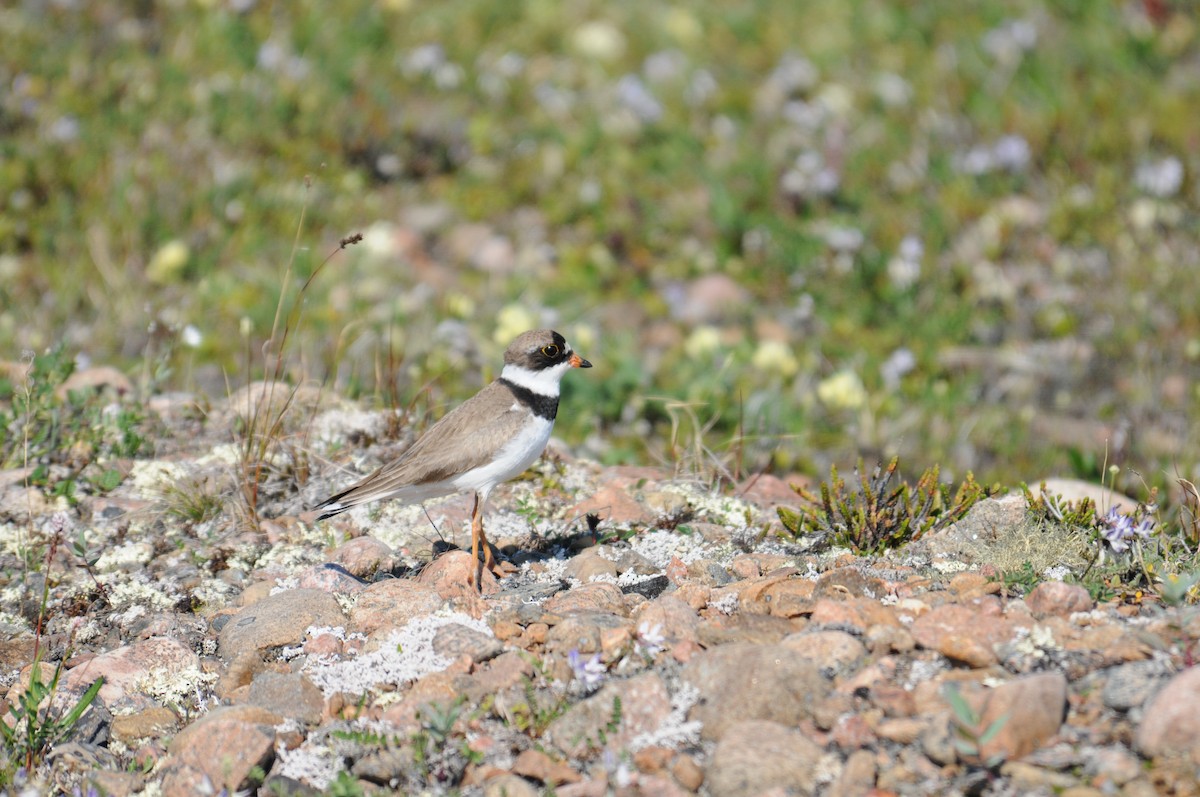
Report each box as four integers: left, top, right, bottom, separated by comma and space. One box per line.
572, 21, 626, 61
568, 324, 597, 354
751, 340, 798, 377
445, 293, 476, 319
817, 370, 867, 411
494, 304, 538, 345
684, 326, 722, 360
663, 7, 702, 46
146, 240, 189, 285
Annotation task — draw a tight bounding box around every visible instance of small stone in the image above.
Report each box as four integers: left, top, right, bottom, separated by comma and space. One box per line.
621, 574, 670, 599
110, 706, 180, 745
780, 630, 866, 672
432, 622, 503, 664
876, 717, 926, 744
86, 770, 145, 797
491, 618, 523, 641
698, 613, 800, 647
417, 550, 500, 597
634, 595, 700, 646
865, 624, 916, 654
545, 582, 629, 616
569, 485, 654, 526
1102, 659, 1172, 711
937, 634, 998, 668
911, 603, 1025, 666
867, 683, 916, 717
1083, 745, 1142, 787
555, 778, 609, 797
245, 671, 325, 724
62, 637, 200, 713
814, 567, 887, 599
948, 571, 990, 596
827, 748, 876, 797
706, 720, 822, 797
633, 746, 673, 773
380, 670, 461, 728
564, 549, 619, 582
512, 748, 581, 785
161, 705, 279, 797
1026, 581, 1093, 617
546, 612, 632, 659
218, 589, 345, 660
737, 474, 805, 513
809, 596, 898, 633
484, 774, 539, 797
948, 672, 1068, 762
546, 672, 671, 758
304, 631, 343, 657
55, 365, 133, 399
682, 643, 826, 740
1135, 665, 1200, 763
295, 563, 368, 594
468, 651, 534, 699
614, 550, 659, 575
328, 536, 394, 577
671, 753, 704, 791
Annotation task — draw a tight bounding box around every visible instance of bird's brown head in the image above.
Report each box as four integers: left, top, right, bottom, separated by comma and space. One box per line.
505, 329, 592, 371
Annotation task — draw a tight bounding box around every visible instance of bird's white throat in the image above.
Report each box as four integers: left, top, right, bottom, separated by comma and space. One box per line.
500, 360, 572, 396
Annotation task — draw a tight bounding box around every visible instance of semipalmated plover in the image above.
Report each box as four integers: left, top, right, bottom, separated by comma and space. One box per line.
315, 329, 592, 589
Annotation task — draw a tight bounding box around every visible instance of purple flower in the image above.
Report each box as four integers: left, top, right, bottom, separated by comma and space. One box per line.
568, 649, 606, 690
1100, 507, 1155, 554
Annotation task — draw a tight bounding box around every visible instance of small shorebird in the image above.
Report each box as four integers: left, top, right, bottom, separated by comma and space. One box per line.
314, 329, 592, 588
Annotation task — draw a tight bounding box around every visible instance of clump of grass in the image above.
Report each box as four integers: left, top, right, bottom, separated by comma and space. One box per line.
233, 190, 361, 528
779, 457, 992, 553
156, 472, 228, 526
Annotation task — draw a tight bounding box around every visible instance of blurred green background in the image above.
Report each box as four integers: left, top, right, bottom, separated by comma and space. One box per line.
1, 0, 1197, 489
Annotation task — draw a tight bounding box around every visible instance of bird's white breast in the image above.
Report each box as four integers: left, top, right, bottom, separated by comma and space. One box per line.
450, 415, 555, 497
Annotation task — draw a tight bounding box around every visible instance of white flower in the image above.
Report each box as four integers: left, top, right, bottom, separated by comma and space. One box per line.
880, 348, 916, 389
181, 325, 203, 348
1135, 156, 1184, 198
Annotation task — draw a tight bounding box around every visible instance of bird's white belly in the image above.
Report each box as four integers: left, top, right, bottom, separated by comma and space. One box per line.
451, 416, 554, 496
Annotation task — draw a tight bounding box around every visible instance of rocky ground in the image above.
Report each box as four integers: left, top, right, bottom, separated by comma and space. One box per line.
2, 385, 1199, 797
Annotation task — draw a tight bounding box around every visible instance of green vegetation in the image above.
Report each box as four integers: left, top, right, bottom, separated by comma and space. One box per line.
943, 682, 1009, 770
0, 1, 1194, 486
0, 655, 104, 784
0, 346, 149, 502
779, 457, 992, 553
1, 518, 105, 786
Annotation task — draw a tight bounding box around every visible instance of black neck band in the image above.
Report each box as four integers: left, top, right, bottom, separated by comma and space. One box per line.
499, 378, 559, 421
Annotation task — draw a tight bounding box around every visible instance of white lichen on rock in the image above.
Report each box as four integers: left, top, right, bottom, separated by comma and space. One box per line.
303, 610, 491, 697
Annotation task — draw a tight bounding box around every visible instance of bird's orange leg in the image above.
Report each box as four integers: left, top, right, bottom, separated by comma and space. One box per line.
469, 493, 483, 590
468, 493, 498, 592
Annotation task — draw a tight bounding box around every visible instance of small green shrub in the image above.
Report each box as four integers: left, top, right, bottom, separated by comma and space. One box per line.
779, 457, 992, 554
0, 655, 104, 781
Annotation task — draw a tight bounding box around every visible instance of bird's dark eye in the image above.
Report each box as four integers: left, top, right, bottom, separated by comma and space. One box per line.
541, 344, 560, 359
